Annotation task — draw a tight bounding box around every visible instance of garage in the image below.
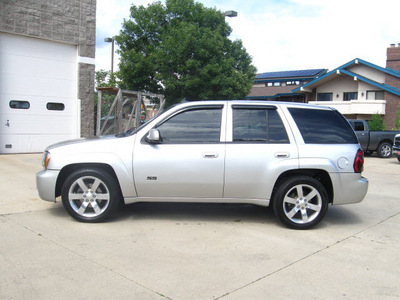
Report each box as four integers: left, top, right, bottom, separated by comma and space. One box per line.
0, 33, 80, 154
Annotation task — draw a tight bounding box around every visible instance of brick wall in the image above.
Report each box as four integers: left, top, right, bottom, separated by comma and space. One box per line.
0, 0, 96, 137
385, 45, 400, 129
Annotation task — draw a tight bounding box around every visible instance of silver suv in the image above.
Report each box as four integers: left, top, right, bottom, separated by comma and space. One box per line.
36, 101, 368, 229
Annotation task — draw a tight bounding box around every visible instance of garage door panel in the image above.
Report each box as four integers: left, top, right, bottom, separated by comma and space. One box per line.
1, 134, 76, 153
1, 94, 75, 115
0, 55, 76, 81
2, 73, 76, 98
1, 114, 76, 135
0, 33, 76, 61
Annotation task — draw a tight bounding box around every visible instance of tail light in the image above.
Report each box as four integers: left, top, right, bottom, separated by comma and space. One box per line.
354, 149, 364, 173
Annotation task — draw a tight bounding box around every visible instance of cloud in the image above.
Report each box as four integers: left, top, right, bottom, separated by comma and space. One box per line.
95, 0, 400, 73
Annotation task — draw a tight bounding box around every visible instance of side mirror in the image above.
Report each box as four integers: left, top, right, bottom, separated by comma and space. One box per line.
146, 129, 162, 144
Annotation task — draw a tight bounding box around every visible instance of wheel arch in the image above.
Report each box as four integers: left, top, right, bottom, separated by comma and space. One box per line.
272, 169, 333, 204
377, 139, 393, 147
55, 163, 122, 199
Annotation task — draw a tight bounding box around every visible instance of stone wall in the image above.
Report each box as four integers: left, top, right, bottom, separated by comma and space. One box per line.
0, 0, 96, 137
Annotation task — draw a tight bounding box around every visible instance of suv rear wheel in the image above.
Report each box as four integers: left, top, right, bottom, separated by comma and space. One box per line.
273, 176, 328, 229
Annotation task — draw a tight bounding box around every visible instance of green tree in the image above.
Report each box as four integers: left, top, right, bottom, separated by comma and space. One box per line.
368, 113, 386, 131
394, 103, 400, 130
94, 70, 119, 124
116, 0, 257, 106
95, 69, 117, 88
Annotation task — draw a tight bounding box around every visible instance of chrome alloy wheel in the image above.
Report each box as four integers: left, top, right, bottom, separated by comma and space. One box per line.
380, 144, 392, 157
282, 184, 322, 224
68, 176, 111, 218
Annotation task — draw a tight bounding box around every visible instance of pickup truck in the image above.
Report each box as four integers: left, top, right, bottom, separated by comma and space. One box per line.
36, 101, 368, 229
348, 119, 400, 158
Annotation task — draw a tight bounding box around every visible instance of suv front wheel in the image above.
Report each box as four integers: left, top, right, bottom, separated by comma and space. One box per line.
273, 176, 329, 229
61, 168, 121, 222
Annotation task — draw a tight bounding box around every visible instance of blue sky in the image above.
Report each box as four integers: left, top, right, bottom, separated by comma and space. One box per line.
96, 0, 400, 73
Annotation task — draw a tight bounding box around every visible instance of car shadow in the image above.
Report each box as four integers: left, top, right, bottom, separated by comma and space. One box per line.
322, 206, 362, 226
47, 200, 363, 228
113, 202, 276, 225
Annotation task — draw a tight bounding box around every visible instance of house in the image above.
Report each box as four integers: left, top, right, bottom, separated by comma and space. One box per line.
293, 45, 400, 129
0, 0, 96, 153
247, 69, 327, 102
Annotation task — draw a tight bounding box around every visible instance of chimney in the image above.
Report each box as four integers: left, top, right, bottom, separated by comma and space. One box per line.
386, 43, 400, 71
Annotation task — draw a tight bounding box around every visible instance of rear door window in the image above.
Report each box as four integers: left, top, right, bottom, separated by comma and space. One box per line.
288, 108, 358, 144
232, 106, 289, 143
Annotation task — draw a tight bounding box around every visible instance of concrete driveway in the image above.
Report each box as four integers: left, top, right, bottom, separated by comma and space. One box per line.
1, 154, 399, 299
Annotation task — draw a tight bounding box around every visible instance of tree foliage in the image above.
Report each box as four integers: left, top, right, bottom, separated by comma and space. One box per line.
95, 69, 117, 88
395, 103, 400, 130
368, 113, 386, 131
94, 70, 118, 121
116, 0, 257, 106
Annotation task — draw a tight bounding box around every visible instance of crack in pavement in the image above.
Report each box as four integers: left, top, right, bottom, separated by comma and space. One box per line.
215, 210, 400, 299
2, 214, 172, 300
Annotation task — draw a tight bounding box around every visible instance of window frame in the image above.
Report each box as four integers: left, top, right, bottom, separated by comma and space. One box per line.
366, 90, 384, 100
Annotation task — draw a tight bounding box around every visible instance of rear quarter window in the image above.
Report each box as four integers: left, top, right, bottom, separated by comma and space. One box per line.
288, 107, 358, 144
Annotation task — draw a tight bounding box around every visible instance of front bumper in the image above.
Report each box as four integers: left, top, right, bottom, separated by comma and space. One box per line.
393, 146, 400, 157
36, 169, 59, 202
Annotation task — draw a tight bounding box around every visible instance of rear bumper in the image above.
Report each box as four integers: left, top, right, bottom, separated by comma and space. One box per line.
332, 173, 369, 205
36, 169, 59, 202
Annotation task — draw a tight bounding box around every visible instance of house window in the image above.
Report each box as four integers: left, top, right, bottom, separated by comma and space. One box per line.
344, 92, 358, 101
267, 82, 273, 87
367, 91, 384, 100
317, 93, 333, 101
273, 82, 281, 86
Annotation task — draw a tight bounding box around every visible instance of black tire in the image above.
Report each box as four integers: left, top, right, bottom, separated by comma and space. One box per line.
364, 151, 373, 156
61, 168, 121, 222
377, 142, 392, 158
272, 176, 329, 229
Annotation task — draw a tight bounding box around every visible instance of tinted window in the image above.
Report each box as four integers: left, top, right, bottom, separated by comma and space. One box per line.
47, 102, 65, 111
10, 100, 30, 109
156, 107, 222, 143
289, 108, 358, 144
233, 107, 289, 143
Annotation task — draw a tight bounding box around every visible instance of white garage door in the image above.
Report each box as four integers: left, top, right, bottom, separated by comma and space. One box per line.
0, 33, 80, 153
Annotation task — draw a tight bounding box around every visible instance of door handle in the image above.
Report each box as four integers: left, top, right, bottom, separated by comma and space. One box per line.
5, 120, 10, 127
203, 153, 219, 158
275, 152, 290, 158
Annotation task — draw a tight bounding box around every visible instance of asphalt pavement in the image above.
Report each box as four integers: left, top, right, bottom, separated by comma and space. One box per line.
0, 153, 399, 299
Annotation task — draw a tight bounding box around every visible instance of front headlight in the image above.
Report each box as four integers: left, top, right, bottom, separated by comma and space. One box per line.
42, 151, 51, 169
